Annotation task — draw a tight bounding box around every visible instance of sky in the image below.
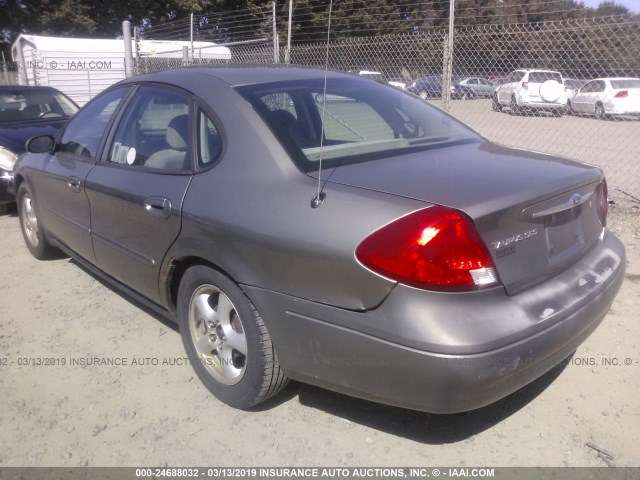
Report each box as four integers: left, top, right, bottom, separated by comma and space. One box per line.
580, 0, 640, 12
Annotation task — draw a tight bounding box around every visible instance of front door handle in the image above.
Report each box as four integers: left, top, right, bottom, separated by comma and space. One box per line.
144, 197, 172, 219
67, 176, 81, 193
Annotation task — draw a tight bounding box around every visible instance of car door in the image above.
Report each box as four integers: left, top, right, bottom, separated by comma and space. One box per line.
571, 81, 593, 113
477, 78, 494, 97
85, 84, 194, 303
498, 71, 520, 103
28, 86, 130, 262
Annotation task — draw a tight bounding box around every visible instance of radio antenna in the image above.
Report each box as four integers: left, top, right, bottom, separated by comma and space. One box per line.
311, 0, 333, 209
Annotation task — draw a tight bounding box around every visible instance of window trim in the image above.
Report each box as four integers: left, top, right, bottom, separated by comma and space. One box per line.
193, 102, 227, 173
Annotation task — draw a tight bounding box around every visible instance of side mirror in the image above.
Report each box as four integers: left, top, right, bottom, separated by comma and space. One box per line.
26, 135, 55, 154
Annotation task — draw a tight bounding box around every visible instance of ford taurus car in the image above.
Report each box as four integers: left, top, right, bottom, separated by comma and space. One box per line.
13, 67, 625, 413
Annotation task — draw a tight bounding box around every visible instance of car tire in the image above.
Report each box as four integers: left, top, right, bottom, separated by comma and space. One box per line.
595, 103, 606, 120
510, 96, 521, 115
177, 265, 288, 409
492, 95, 502, 112
17, 183, 57, 260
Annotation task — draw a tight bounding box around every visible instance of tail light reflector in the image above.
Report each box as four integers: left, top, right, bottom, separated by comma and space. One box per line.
614, 90, 628, 98
355, 206, 499, 292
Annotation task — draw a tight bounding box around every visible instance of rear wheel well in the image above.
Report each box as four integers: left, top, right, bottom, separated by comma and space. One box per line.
167, 257, 237, 313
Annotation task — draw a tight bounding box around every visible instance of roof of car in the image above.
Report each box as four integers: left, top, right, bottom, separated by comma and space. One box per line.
594, 77, 640, 81
0, 85, 64, 93
120, 65, 357, 88
515, 69, 561, 73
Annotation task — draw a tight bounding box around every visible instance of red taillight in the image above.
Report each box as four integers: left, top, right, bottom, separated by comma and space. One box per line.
598, 178, 608, 227
614, 90, 628, 98
522, 81, 528, 90
355, 206, 499, 292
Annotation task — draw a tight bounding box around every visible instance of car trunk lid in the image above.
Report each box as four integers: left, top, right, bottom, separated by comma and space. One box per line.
309, 141, 605, 295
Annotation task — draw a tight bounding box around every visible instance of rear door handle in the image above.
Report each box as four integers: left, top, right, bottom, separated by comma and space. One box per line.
144, 197, 172, 219
67, 176, 81, 193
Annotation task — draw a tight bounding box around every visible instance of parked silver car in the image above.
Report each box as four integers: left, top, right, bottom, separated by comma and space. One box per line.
568, 77, 640, 119
493, 69, 568, 115
457, 76, 495, 97
14, 66, 624, 413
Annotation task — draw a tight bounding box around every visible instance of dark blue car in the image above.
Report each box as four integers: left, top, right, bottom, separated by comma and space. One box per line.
407, 76, 477, 100
0, 86, 78, 212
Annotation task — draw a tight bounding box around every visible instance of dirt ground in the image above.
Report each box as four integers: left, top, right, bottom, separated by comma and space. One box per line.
0, 203, 638, 468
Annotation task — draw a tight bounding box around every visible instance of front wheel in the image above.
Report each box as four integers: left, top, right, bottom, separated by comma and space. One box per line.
177, 266, 288, 409
17, 184, 57, 259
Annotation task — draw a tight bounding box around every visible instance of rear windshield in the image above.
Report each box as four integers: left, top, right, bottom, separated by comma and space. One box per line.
0, 89, 78, 123
610, 79, 640, 89
529, 72, 562, 83
236, 77, 479, 172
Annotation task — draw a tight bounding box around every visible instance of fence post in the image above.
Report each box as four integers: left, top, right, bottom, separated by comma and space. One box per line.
273, 1, 279, 63
441, 0, 455, 112
123, 20, 134, 78
182, 46, 189, 66
285, 0, 293, 64
190, 12, 194, 61
1, 52, 10, 85
15, 37, 29, 85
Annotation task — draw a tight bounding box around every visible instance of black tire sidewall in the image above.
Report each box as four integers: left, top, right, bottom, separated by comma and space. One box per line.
177, 265, 270, 409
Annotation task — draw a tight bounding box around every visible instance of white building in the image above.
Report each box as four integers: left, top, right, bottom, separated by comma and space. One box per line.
12, 35, 231, 106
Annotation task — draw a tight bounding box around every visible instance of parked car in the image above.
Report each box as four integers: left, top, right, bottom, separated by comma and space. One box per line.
14, 66, 624, 413
407, 76, 477, 100
0, 86, 78, 212
563, 78, 587, 101
457, 76, 495, 97
490, 77, 506, 87
567, 77, 640, 119
356, 70, 406, 90
493, 69, 568, 115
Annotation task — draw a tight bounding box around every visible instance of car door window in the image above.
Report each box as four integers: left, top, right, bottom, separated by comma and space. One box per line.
108, 86, 191, 171
594, 81, 606, 93
59, 87, 129, 159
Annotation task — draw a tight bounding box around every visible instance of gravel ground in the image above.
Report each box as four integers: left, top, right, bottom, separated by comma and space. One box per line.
0, 203, 638, 468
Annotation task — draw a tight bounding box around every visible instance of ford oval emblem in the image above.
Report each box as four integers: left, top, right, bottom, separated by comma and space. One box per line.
571, 193, 581, 205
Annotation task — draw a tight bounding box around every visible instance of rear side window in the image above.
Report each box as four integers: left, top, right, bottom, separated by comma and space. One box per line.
197, 109, 222, 167
59, 86, 129, 159
610, 79, 640, 89
237, 77, 479, 172
507, 71, 525, 83
529, 72, 562, 83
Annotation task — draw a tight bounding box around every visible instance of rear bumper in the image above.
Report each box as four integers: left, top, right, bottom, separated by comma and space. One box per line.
245, 231, 625, 413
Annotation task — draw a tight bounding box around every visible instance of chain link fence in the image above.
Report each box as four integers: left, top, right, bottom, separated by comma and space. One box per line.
134, 13, 640, 202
